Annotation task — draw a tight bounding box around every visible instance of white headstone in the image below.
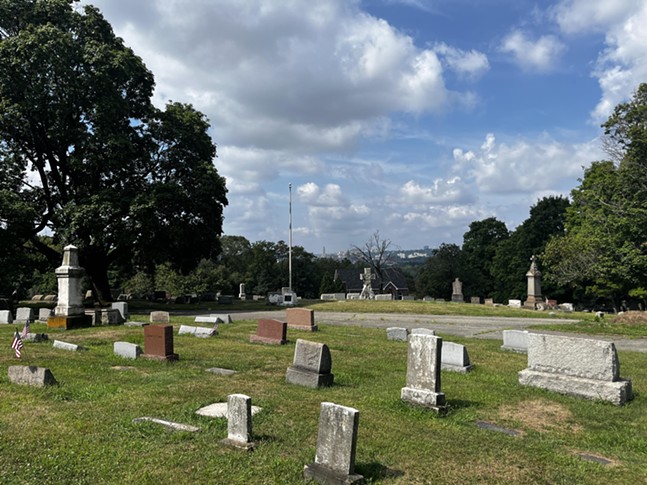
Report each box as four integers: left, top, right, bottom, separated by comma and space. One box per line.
114, 342, 142, 359
501, 330, 529, 353
0, 310, 13, 324
54, 245, 85, 317
441, 341, 473, 373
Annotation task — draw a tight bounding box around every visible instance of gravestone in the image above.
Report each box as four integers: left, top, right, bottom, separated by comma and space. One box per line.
238, 283, 246, 300
48, 245, 91, 329
422, 296, 434, 302
0, 310, 13, 324
150, 311, 170, 324
31, 294, 44, 301
411, 328, 436, 336
558, 303, 574, 312
303, 402, 363, 485
142, 324, 178, 361
250, 319, 287, 345
43, 295, 57, 302
484, 298, 494, 306
178, 325, 217, 338
23, 333, 48, 342
386, 327, 409, 342
38, 307, 52, 323
220, 394, 255, 450
53, 340, 83, 352
286, 339, 334, 388
470, 297, 481, 305
286, 307, 317, 332
111, 302, 129, 321
8, 366, 57, 387
508, 299, 522, 308
451, 277, 463, 302
374, 294, 393, 301
114, 342, 142, 359
401, 334, 447, 413
524, 255, 542, 309
441, 341, 474, 373
194, 316, 220, 325
501, 330, 529, 353
359, 267, 375, 300
210, 313, 233, 323
320, 293, 346, 300
16, 307, 34, 323
518, 334, 632, 405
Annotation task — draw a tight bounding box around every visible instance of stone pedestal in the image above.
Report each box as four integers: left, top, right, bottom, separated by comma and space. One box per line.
142, 325, 178, 361
524, 256, 542, 309
286, 339, 334, 388
48, 245, 91, 329
451, 278, 463, 302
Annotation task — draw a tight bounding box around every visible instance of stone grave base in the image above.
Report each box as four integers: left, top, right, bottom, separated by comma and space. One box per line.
286, 366, 334, 388
441, 362, 474, 374
8, 366, 57, 387
140, 353, 179, 362
518, 369, 632, 406
249, 335, 287, 345
303, 462, 364, 485
500, 344, 527, 353
47, 314, 92, 330
401, 387, 447, 414
220, 437, 255, 451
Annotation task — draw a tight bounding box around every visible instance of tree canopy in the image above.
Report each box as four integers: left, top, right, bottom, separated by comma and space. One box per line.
0, 0, 227, 302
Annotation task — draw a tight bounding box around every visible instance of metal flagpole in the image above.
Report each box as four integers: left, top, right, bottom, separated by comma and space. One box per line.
288, 183, 293, 291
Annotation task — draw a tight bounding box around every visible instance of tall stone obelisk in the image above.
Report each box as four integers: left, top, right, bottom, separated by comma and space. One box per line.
523, 255, 542, 309
48, 245, 91, 329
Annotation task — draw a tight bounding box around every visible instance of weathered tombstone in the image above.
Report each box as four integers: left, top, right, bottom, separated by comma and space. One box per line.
501, 330, 529, 353
111, 301, 129, 321
8, 366, 57, 387
250, 319, 287, 345
518, 334, 633, 405
441, 341, 474, 373
410, 328, 436, 336
220, 394, 255, 450
31, 294, 44, 301
374, 294, 393, 301
451, 277, 463, 302
210, 313, 232, 323
386, 327, 409, 342
401, 334, 447, 413
149, 311, 170, 324
53, 340, 83, 352
48, 245, 91, 329
470, 297, 481, 304
114, 342, 142, 359
303, 402, 363, 485
43, 294, 57, 302
178, 325, 217, 338
508, 299, 522, 308
96, 308, 123, 325
0, 309, 13, 324
558, 303, 574, 312
38, 307, 52, 323
524, 255, 542, 309
23, 333, 48, 342
15, 307, 34, 323
142, 324, 178, 361
238, 283, 246, 300
286, 307, 318, 332
286, 339, 334, 388
484, 298, 494, 306
194, 316, 221, 325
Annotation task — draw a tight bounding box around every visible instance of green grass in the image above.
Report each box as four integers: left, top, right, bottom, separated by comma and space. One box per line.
1, 315, 645, 484
529, 320, 647, 338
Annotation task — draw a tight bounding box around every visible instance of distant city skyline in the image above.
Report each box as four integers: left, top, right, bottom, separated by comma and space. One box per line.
83, 1, 647, 253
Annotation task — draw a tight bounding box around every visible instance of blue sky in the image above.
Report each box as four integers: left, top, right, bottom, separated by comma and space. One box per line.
82, 0, 647, 255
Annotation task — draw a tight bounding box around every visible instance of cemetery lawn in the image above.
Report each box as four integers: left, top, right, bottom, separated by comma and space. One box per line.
1, 317, 645, 484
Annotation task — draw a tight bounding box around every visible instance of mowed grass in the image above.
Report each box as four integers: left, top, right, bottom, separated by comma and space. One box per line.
0, 315, 645, 484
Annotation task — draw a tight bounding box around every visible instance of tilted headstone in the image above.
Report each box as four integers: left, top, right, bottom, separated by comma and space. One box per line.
142, 324, 178, 361
286, 307, 317, 332
518, 334, 632, 405
15, 307, 34, 323
286, 339, 334, 388
220, 394, 255, 450
178, 325, 217, 338
508, 299, 522, 308
401, 334, 447, 413
386, 327, 409, 342
0, 310, 13, 324
111, 302, 129, 321
441, 341, 474, 373
149, 311, 170, 324
24, 333, 48, 343
210, 313, 232, 323
114, 341, 142, 359
501, 330, 529, 353
53, 340, 83, 352
250, 319, 287, 345
304, 402, 363, 485
38, 307, 52, 322
8, 366, 57, 387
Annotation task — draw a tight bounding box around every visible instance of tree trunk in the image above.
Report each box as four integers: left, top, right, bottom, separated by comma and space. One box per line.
79, 248, 113, 305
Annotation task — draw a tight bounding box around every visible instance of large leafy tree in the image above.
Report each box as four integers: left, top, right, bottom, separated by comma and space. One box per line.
543, 84, 647, 308
0, 0, 227, 302
415, 243, 462, 300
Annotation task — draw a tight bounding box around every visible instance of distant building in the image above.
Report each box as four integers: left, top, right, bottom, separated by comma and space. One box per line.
334, 267, 409, 299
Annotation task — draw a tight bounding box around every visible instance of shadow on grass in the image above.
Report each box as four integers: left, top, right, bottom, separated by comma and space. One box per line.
446, 398, 482, 412
356, 462, 404, 481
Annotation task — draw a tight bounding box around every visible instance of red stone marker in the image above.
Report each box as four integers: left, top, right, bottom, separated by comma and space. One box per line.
286, 308, 318, 332
250, 319, 287, 345
142, 324, 179, 361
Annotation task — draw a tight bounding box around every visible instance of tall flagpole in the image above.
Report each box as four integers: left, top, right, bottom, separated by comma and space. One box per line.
288, 183, 293, 291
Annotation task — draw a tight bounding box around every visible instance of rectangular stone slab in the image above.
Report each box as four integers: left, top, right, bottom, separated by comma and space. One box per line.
0, 310, 13, 324
286, 307, 317, 331
53, 340, 82, 351
527, 333, 620, 381
291, 339, 332, 373
114, 341, 142, 359
501, 330, 529, 353
313, 402, 360, 475
386, 327, 409, 341
250, 319, 287, 344
8, 366, 57, 386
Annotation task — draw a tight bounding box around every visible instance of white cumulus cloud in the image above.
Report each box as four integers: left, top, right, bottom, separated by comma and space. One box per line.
500, 29, 565, 72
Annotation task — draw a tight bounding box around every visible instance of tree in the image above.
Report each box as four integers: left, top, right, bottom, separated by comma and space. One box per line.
351, 230, 396, 291
0, 1, 227, 303
460, 217, 509, 298
415, 243, 462, 300
491, 196, 570, 301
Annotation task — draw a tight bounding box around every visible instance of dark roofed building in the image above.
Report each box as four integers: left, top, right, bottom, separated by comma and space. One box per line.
334, 267, 409, 299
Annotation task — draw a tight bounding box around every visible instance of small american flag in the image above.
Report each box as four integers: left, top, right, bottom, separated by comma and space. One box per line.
11, 330, 23, 358
21, 320, 30, 338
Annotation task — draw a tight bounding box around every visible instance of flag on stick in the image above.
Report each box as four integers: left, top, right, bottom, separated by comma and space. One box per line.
21, 320, 30, 338
11, 329, 23, 358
